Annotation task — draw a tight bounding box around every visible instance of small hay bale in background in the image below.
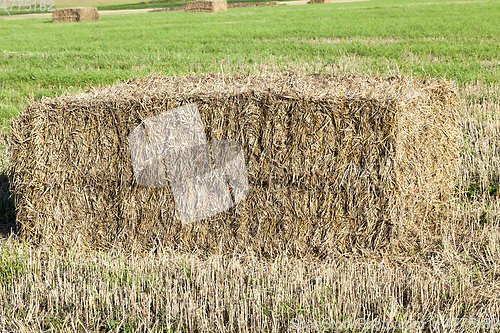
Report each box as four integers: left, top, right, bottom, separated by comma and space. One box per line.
10, 74, 460, 257
185, 0, 227, 13
52, 7, 100, 22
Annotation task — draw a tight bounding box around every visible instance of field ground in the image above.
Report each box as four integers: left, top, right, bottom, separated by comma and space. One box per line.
1, 0, 500, 331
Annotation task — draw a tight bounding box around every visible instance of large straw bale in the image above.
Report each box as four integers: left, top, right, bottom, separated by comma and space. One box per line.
10, 74, 460, 257
186, 0, 227, 13
52, 7, 100, 22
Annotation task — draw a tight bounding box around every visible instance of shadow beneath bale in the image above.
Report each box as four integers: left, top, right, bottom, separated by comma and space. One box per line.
0, 172, 16, 241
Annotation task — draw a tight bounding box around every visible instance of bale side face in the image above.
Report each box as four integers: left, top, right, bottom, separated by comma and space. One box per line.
185, 0, 227, 12
52, 7, 99, 22
10, 74, 459, 257
393, 80, 459, 247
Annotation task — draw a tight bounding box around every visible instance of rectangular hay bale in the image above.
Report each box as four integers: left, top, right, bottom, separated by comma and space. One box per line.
52, 7, 100, 22
10, 74, 460, 257
185, 0, 227, 12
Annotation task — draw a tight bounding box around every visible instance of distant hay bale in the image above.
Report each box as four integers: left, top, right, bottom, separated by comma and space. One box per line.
185, 0, 227, 12
10, 74, 460, 257
52, 7, 100, 22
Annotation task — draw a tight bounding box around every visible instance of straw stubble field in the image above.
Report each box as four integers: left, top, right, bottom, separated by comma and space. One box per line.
0, 0, 500, 331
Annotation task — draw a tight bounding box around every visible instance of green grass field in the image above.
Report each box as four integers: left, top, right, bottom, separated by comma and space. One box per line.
1, 0, 500, 331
